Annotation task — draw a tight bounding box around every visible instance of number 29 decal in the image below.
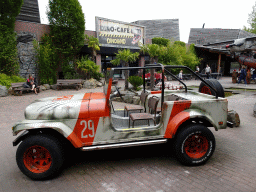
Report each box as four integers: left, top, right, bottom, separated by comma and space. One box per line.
80, 120, 95, 138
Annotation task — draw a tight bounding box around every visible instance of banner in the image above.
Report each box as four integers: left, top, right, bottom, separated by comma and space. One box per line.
96, 17, 144, 49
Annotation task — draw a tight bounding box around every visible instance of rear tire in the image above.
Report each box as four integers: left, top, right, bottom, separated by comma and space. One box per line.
16, 134, 64, 180
199, 79, 224, 98
174, 124, 215, 165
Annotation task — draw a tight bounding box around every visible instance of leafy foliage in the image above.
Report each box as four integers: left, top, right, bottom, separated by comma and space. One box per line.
0, 73, 25, 88
243, 2, 256, 34
128, 76, 143, 91
152, 37, 170, 47
111, 49, 139, 89
33, 35, 58, 85
47, 0, 85, 76
139, 43, 166, 90
157, 41, 200, 74
77, 56, 103, 80
0, 28, 19, 75
0, 0, 23, 76
0, 0, 23, 30
140, 43, 166, 63
85, 34, 100, 62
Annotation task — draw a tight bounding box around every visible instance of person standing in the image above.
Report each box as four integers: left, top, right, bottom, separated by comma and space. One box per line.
195, 66, 200, 80
252, 68, 256, 81
238, 66, 247, 85
205, 64, 211, 79
178, 70, 183, 80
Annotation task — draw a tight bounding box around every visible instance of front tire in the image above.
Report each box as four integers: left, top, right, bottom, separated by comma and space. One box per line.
174, 124, 215, 166
16, 134, 64, 180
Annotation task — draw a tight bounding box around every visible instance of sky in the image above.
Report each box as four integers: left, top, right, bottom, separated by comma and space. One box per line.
38, 0, 256, 43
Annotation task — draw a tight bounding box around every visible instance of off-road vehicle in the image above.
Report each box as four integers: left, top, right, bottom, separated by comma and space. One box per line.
12, 64, 232, 180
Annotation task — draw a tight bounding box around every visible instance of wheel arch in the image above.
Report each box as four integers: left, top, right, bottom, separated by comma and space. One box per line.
164, 110, 217, 139
13, 127, 75, 149
173, 117, 214, 140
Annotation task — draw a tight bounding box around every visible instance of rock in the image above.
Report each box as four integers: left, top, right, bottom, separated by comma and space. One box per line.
96, 81, 103, 87
133, 96, 140, 105
227, 110, 240, 127
123, 92, 135, 103
50, 84, 57, 90
43, 84, 50, 90
40, 85, 46, 91
83, 79, 96, 89
0, 85, 8, 97
8, 87, 14, 95
254, 103, 256, 117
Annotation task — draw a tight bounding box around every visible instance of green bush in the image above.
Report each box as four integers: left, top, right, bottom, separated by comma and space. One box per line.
64, 72, 81, 79
77, 56, 103, 80
33, 36, 58, 85
0, 73, 25, 88
128, 76, 143, 91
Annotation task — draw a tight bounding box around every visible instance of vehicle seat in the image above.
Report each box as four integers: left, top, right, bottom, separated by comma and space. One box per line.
124, 90, 149, 117
129, 96, 160, 128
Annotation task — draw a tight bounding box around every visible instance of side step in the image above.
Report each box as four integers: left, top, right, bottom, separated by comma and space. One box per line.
81, 139, 168, 151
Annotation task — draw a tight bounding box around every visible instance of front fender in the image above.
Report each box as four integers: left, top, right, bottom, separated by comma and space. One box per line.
164, 109, 218, 139
13, 120, 82, 148
13, 120, 73, 137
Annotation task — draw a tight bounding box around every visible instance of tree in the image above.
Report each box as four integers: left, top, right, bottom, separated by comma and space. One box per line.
85, 34, 100, 62
33, 35, 58, 85
152, 37, 170, 47
0, 0, 23, 76
140, 43, 166, 90
158, 41, 200, 74
0, 0, 23, 30
244, 2, 256, 34
47, 0, 85, 77
111, 49, 139, 90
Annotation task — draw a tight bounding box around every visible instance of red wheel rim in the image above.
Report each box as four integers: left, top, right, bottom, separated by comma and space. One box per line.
23, 145, 52, 173
201, 86, 212, 95
184, 133, 209, 159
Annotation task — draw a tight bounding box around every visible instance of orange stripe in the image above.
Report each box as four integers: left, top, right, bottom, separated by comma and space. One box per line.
106, 78, 112, 100
164, 100, 191, 138
67, 132, 83, 148
67, 92, 110, 148
151, 90, 162, 94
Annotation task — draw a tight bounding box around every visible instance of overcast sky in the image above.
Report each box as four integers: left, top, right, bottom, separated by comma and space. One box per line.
38, 0, 256, 43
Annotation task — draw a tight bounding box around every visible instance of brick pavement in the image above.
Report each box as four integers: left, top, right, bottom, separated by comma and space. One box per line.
0, 78, 256, 192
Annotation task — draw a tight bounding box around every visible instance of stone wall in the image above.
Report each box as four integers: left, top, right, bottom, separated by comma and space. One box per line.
16, 32, 37, 81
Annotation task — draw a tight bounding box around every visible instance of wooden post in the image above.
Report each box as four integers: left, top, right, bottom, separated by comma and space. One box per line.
96, 54, 101, 71
217, 54, 221, 73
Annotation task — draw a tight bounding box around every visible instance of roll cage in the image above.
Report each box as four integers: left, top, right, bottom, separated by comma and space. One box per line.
108, 63, 219, 111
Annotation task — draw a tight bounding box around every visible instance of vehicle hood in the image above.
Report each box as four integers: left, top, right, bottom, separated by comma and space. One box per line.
25, 92, 108, 120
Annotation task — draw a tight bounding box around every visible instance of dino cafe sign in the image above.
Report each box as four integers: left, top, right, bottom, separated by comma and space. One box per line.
95, 17, 145, 49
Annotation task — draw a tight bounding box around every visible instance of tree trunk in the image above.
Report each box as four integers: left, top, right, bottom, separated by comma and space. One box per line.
125, 62, 129, 90
150, 57, 158, 90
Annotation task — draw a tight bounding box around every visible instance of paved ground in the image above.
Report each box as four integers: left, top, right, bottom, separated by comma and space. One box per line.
0, 77, 256, 192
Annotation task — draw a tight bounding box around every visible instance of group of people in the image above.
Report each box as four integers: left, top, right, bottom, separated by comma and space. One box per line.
178, 65, 211, 81
234, 66, 256, 85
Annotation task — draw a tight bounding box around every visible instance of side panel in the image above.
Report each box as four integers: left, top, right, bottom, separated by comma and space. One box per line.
67, 92, 110, 148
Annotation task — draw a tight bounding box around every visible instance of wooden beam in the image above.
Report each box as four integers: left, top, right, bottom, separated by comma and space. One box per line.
217, 53, 221, 73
